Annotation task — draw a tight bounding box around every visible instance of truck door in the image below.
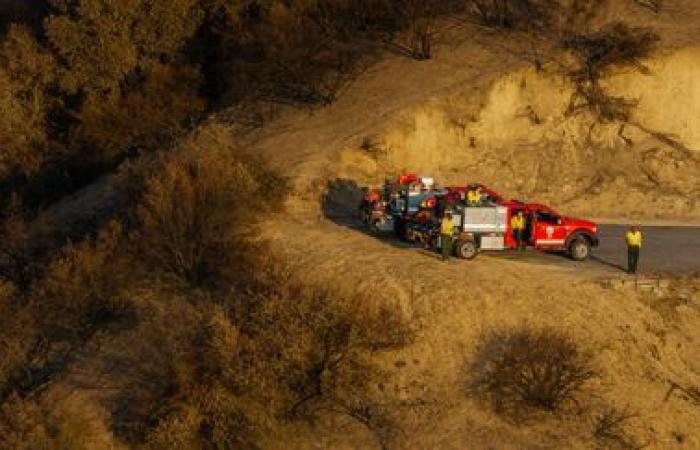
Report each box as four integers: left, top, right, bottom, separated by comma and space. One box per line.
533, 210, 567, 248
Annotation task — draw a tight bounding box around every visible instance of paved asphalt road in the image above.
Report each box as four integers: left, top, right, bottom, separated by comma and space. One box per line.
447, 224, 700, 276
337, 210, 700, 275
590, 224, 700, 275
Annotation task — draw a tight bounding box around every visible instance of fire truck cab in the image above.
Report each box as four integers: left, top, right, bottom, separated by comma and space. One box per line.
450, 202, 599, 261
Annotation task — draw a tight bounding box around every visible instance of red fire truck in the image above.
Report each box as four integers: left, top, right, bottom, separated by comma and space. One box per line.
365, 175, 599, 261
448, 200, 599, 261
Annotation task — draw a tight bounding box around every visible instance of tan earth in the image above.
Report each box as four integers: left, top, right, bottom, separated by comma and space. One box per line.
231, 2, 700, 448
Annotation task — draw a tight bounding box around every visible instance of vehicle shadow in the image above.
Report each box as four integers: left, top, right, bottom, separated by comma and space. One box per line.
321, 177, 364, 229
322, 177, 433, 252
589, 254, 627, 273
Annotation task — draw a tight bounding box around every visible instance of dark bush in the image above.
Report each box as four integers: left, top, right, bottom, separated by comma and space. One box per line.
634, 0, 660, 13
135, 148, 257, 286
469, 0, 606, 33
470, 327, 599, 418
563, 22, 659, 122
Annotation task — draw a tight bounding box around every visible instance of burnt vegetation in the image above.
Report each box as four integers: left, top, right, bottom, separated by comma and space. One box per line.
0, 0, 476, 212
469, 0, 660, 127
563, 22, 659, 123
469, 327, 599, 420
0, 128, 416, 448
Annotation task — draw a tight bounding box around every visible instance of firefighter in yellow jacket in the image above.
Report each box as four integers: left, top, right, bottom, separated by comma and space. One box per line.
625, 225, 643, 274
440, 212, 454, 261
466, 186, 481, 206
510, 211, 526, 251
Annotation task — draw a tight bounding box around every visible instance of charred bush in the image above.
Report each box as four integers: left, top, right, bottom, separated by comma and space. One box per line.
593, 406, 645, 450
469, 327, 599, 418
469, 0, 606, 33
563, 22, 659, 122
133, 136, 285, 287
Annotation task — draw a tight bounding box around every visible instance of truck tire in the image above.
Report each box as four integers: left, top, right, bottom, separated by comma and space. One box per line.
370, 219, 382, 235
394, 217, 406, 240
569, 238, 591, 261
456, 240, 478, 260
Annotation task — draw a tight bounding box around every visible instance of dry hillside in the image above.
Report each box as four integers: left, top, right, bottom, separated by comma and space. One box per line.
3, 1, 699, 449
232, 2, 700, 448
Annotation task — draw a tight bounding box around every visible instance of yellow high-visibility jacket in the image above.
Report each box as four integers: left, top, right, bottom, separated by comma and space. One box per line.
625, 231, 643, 247
441, 217, 454, 235
467, 190, 481, 203
510, 215, 525, 230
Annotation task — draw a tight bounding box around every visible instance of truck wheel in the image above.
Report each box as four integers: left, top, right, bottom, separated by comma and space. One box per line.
456, 240, 478, 260
569, 238, 591, 261
394, 218, 406, 239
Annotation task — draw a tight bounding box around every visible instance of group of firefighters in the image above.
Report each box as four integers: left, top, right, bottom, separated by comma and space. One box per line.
362, 179, 644, 274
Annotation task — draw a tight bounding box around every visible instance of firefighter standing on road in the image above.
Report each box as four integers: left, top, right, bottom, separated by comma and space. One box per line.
511, 211, 526, 251
440, 212, 454, 261
625, 225, 643, 274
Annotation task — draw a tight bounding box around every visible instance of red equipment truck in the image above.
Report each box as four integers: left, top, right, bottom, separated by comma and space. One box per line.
448, 200, 599, 261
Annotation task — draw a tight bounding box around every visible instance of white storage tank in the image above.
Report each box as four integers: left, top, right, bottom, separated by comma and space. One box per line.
462, 206, 508, 233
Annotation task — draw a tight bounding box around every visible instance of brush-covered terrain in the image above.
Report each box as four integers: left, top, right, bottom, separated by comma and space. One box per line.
0, 1, 699, 449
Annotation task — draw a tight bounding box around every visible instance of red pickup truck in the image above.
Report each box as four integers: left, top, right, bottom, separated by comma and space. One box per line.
502, 202, 599, 260
447, 194, 599, 261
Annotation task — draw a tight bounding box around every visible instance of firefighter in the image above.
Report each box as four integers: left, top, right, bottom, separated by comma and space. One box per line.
440, 212, 455, 261
625, 225, 643, 274
511, 210, 526, 251
467, 186, 481, 206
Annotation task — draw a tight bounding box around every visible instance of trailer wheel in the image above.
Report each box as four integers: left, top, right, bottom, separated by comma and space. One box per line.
456, 240, 478, 260
569, 238, 591, 261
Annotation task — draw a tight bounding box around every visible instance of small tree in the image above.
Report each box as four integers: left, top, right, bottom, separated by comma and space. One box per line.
401, 0, 441, 60
562, 22, 659, 123
0, 199, 40, 292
